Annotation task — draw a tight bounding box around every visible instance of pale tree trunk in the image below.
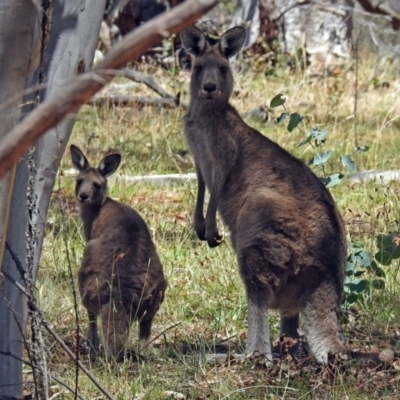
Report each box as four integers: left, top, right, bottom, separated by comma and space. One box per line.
236, 0, 355, 76
0, 2, 39, 397
230, 0, 260, 48
268, 0, 355, 76
0, 0, 106, 397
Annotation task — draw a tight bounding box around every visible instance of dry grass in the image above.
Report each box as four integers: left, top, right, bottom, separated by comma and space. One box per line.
35, 52, 400, 399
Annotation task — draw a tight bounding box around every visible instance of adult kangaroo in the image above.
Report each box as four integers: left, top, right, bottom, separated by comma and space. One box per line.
180, 26, 347, 364
70, 145, 167, 359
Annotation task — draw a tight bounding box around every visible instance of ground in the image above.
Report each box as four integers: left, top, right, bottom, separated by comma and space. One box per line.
34, 52, 400, 399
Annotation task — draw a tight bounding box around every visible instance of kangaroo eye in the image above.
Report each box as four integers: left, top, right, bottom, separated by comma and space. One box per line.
76, 179, 83, 186
220, 66, 228, 74
93, 182, 100, 189
194, 65, 203, 73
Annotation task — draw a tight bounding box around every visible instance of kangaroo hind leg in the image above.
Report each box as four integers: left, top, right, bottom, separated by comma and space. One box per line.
101, 301, 131, 360
302, 282, 345, 364
238, 247, 273, 364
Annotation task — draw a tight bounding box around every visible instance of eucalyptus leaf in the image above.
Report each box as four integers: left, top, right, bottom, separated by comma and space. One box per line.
287, 113, 304, 132
325, 173, 344, 188
270, 94, 286, 108
376, 233, 395, 250
341, 155, 356, 173
371, 279, 385, 289
311, 128, 328, 141
353, 250, 372, 267
375, 250, 393, 266
348, 279, 367, 294
277, 112, 289, 123
311, 150, 333, 166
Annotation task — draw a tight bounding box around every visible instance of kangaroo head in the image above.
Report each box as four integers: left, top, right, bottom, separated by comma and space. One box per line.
181, 26, 246, 102
70, 144, 121, 206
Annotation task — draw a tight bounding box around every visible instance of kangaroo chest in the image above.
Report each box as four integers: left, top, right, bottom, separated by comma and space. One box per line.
184, 117, 239, 189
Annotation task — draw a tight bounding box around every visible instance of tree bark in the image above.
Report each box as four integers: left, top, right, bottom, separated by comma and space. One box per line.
0, 1, 106, 397
0, 2, 38, 397
231, 0, 260, 48
260, 0, 355, 76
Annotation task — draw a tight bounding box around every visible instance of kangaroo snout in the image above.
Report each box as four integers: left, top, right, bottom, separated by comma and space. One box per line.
202, 82, 217, 95
78, 192, 89, 203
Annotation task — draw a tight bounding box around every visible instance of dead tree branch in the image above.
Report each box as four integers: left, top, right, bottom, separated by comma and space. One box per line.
0, 0, 219, 178
357, 0, 400, 29
119, 68, 174, 98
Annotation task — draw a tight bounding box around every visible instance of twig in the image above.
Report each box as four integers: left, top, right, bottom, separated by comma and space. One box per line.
2, 270, 116, 400
119, 68, 174, 99
0, 0, 219, 178
142, 322, 181, 351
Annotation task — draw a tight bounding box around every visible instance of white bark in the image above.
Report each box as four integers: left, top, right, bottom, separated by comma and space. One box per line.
231, 0, 260, 48
272, 0, 355, 76
0, 1, 106, 397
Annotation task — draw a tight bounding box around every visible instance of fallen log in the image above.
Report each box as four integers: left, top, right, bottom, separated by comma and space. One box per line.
88, 94, 187, 109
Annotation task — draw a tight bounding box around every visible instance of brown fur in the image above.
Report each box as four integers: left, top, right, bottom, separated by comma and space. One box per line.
70, 145, 167, 359
180, 26, 347, 364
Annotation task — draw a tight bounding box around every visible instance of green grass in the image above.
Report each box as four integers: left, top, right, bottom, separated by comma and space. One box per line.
35, 53, 400, 399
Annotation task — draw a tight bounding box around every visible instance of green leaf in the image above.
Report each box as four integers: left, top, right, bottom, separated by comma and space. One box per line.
353, 250, 372, 267
371, 279, 385, 290
375, 250, 393, 266
367, 261, 386, 278
270, 94, 286, 108
355, 145, 370, 153
344, 275, 353, 285
287, 113, 304, 132
297, 134, 312, 147
346, 259, 356, 275
376, 233, 394, 250
343, 292, 360, 306
348, 279, 367, 294
341, 155, 356, 173
392, 246, 400, 259
277, 112, 289, 123
310, 128, 328, 141
311, 150, 333, 166
325, 173, 344, 188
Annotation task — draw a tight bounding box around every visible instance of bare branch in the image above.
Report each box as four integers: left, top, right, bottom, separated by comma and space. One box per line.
0, 0, 219, 178
357, 0, 400, 29
119, 68, 175, 99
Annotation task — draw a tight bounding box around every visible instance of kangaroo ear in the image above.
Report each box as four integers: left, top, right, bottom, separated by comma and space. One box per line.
98, 153, 121, 178
180, 25, 208, 57
70, 144, 90, 171
219, 26, 246, 58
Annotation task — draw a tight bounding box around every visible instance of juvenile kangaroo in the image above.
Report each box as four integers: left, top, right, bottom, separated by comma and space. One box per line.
70, 144, 167, 359
180, 26, 347, 364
